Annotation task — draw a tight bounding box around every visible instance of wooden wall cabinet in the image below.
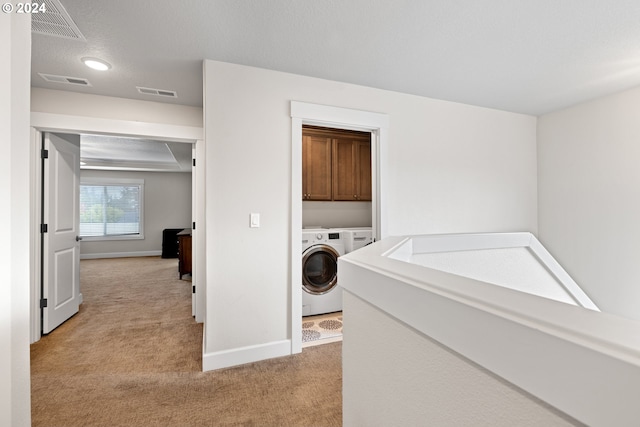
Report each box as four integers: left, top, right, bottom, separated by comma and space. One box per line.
302, 134, 332, 200
303, 126, 371, 201
333, 137, 371, 201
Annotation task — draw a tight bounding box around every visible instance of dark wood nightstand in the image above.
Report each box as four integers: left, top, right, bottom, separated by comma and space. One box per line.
177, 228, 192, 279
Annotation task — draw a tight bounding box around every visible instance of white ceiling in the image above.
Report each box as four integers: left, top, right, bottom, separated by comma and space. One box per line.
31, 0, 640, 116
79, 135, 193, 172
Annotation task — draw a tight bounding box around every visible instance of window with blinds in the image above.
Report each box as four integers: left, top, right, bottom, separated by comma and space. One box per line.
79, 178, 144, 240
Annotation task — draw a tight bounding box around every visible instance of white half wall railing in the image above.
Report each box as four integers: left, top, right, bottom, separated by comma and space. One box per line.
339, 232, 640, 426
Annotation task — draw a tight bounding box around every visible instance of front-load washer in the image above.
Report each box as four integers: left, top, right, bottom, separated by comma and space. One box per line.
302, 229, 345, 316
343, 227, 374, 253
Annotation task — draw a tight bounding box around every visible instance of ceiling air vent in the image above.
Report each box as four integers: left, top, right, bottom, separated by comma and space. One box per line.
136, 87, 178, 98
39, 73, 92, 86
32, 0, 86, 41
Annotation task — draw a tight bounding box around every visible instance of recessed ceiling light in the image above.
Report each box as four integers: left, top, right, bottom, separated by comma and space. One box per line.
82, 57, 111, 71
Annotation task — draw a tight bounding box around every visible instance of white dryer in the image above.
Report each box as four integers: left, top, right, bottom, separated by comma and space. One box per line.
343, 227, 374, 253
302, 229, 345, 316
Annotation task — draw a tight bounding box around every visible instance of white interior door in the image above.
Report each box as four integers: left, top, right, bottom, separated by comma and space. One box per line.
42, 132, 81, 334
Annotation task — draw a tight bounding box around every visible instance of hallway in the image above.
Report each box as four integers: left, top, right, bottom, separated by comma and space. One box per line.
30, 257, 342, 426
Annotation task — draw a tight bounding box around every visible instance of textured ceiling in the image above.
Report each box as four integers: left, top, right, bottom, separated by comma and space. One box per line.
31, 0, 640, 116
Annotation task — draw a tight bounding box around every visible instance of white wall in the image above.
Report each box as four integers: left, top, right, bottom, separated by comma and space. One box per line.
303, 201, 371, 228
342, 292, 581, 426
1, 12, 32, 427
79, 170, 192, 257
385, 96, 538, 236
32, 88, 203, 127
203, 60, 537, 364
538, 86, 640, 321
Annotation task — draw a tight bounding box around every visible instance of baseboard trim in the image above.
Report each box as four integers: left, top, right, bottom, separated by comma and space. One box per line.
202, 339, 291, 372
80, 250, 163, 260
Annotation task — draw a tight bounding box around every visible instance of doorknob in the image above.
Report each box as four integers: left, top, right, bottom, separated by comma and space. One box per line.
76, 236, 83, 242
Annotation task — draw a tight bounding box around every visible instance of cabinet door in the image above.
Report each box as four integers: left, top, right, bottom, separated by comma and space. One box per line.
332, 137, 357, 200
333, 137, 372, 201
356, 140, 372, 201
303, 135, 332, 200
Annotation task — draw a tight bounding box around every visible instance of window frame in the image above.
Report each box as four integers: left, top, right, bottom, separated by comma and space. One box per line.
79, 177, 145, 241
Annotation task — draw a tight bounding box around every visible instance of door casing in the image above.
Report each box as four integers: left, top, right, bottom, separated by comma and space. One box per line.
290, 101, 389, 354
30, 113, 205, 343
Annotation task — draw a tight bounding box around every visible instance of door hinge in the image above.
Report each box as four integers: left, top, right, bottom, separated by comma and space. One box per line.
40, 298, 48, 308
192, 286, 196, 294
41, 149, 49, 159
41, 224, 48, 233
192, 222, 196, 230
193, 158, 196, 167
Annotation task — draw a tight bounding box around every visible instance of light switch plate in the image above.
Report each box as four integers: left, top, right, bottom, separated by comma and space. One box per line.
250, 213, 260, 228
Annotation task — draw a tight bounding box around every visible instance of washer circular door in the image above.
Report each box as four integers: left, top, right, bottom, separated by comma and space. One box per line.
302, 244, 340, 295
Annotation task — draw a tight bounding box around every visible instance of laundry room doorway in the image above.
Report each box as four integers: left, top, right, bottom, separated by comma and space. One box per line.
290, 101, 389, 354
300, 126, 372, 346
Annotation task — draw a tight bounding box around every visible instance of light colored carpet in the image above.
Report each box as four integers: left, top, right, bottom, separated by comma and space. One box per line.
31, 256, 342, 427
